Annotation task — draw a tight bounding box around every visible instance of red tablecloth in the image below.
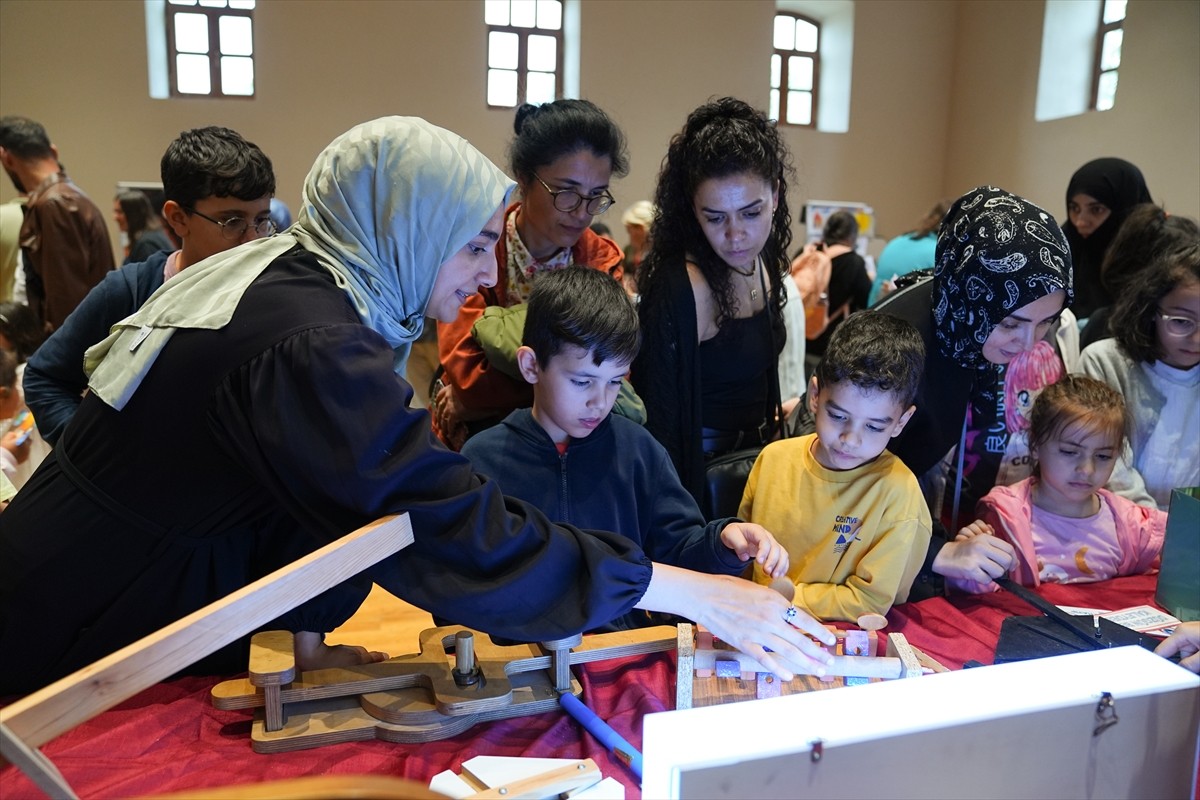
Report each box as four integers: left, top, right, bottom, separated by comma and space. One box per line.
0, 574, 1174, 799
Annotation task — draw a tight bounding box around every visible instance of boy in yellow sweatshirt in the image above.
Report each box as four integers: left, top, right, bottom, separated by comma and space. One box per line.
740, 311, 931, 621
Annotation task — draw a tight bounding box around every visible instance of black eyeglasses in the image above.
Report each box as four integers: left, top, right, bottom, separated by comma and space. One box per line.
534, 175, 614, 216
185, 207, 276, 240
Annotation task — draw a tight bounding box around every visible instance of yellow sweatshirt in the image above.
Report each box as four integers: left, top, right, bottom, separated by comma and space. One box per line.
740, 433, 931, 621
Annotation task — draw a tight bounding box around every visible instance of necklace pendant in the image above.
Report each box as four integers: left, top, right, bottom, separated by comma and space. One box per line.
751, 287, 759, 301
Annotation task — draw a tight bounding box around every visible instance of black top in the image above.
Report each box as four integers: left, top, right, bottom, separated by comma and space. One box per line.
631, 257, 783, 510
699, 310, 775, 432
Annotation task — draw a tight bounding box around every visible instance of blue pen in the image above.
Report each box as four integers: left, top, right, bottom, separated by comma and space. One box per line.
559, 691, 643, 780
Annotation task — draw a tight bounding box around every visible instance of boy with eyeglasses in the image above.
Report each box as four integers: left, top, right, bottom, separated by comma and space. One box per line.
23, 126, 276, 444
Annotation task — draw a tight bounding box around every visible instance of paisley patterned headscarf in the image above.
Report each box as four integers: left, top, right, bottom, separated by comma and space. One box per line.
931, 186, 1074, 369
85, 117, 514, 409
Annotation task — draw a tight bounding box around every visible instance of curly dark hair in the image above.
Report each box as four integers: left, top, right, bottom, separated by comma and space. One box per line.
816, 311, 925, 407
1110, 235, 1200, 364
508, 99, 629, 185
160, 126, 275, 210
638, 97, 794, 330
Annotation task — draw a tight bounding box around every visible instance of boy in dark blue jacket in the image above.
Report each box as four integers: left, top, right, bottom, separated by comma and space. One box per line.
461, 266, 788, 631
23, 127, 276, 444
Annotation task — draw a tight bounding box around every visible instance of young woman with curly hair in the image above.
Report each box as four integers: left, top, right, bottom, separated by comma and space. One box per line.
630, 97, 795, 517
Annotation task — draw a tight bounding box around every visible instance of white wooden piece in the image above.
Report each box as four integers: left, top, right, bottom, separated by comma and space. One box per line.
645, 646, 1200, 799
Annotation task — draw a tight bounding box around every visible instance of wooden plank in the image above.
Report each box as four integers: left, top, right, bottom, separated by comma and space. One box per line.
138, 774, 445, 799
0, 722, 80, 800
0, 514, 413, 751
466, 758, 600, 799
676, 624, 694, 710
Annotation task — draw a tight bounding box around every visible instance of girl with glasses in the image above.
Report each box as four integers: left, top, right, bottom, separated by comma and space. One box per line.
1081, 215, 1200, 511
433, 99, 630, 450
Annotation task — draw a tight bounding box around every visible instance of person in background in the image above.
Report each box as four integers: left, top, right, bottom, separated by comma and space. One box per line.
462, 266, 789, 632
434, 99, 628, 451
631, 97, 794, 517
269, 197, 293, 232
23, 126, 276, 445
0, 116, 834, 697
0, 116, 114, 331
589, 221, 613, 240
869, 199, 949, 306
0, 348, 30, 486
114, 189, 173, 265
1062, 157, 1151, 331
621, 199, 654, 295
0, 197, 24, 302
1080, 229, 1199, 511
805, 210, 870, 359
0, 301, 49, 488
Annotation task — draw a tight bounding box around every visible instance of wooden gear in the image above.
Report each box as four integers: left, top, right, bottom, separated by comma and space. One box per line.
211, 625, 679, 752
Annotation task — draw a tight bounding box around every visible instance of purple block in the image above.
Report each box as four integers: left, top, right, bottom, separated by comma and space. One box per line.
715, 659, 741, 678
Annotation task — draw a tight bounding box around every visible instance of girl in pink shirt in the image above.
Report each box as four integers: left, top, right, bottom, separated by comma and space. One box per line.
953, 375, 1164, 592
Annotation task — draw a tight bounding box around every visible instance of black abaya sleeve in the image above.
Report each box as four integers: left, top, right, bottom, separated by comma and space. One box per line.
207, 320, 652, 642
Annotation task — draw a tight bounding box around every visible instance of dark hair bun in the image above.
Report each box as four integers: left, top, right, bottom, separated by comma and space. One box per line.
513, 103, 540, 135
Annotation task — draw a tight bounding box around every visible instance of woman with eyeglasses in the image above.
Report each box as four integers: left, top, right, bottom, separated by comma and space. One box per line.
630, 98, 794, 520
433, 99, 628, 450
1081, 211, 1200, 511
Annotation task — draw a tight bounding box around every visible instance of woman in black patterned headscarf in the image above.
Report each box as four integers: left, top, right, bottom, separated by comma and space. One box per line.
875, 186, 1073, 598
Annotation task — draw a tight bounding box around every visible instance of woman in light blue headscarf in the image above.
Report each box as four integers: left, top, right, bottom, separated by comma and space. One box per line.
0, 117, 833, 696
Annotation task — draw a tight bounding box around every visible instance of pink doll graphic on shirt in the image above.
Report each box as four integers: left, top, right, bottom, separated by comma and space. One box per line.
996, 341, 1063, 486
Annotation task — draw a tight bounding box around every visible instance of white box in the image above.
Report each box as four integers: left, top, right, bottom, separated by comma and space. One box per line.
643, 646, 1199, 799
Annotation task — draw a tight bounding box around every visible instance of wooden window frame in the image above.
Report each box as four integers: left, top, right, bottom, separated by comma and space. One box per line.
166, 1, 256, 100
772, 12, 821, 129
1089, 2, 1123, 111
486, 4, 564, 109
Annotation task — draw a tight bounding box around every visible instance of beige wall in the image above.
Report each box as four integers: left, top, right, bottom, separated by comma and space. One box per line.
1, 0, 1196, 262
944, 0, 1200, 219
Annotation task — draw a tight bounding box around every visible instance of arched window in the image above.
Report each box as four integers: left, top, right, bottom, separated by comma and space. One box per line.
485, 0, 564, 108
164, 0, 256, 98
1091, 0, 1126, 111
770, 12, 820, 128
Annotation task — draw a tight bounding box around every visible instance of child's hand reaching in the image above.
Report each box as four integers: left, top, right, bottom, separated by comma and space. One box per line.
720, 522, 790, 578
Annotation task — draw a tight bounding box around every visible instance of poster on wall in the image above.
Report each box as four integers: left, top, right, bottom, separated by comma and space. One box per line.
802, 199, 874, 256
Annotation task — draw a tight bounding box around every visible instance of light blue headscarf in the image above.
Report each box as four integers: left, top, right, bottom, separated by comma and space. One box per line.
86, 116, 515, 409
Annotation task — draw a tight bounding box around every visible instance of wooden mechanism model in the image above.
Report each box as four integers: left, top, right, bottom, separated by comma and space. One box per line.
675, 615, 948, 710
211, 625, 679, 752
